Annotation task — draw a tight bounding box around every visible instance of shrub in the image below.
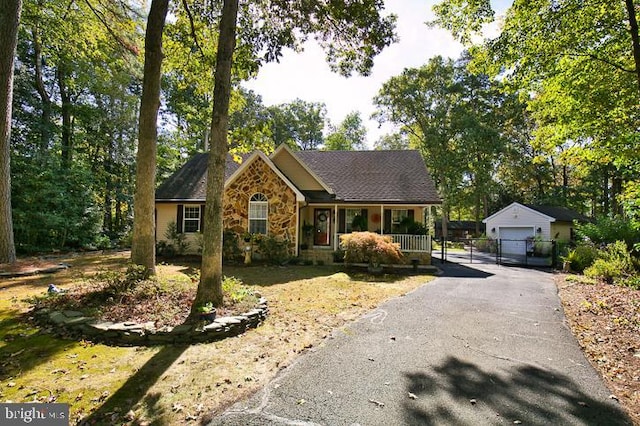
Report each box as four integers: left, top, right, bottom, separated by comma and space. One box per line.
163, 221, 190, 256
584, 241, 635, 284
340, 232, 403, 267
564, 244, 598, 273
257, 235, 291, 265
575, 216, 640, 250
222, 229, 243, 263
95, 263, 151, 294
222, 276, 256, 305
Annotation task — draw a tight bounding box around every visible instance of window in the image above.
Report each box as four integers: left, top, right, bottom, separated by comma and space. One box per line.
249, 193, 268, 234
391, 209, 408, 226
345, 208, 361, 232
183, 205, 201, 233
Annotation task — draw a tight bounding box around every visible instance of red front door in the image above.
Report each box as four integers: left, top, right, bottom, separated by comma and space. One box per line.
314, 209, 331, 246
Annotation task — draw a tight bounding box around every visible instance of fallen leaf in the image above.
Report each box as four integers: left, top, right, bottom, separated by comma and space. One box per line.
470, 399, 477, 405
408, 393, 417, 400
297, 399, 306, 405
577, 401, 588, 407
172, 403, 184, 413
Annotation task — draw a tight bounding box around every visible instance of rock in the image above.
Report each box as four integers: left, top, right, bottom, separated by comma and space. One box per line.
48, 311, 67, 325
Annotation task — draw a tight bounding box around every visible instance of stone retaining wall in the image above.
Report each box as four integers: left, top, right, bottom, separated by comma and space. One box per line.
34, 298, 269, 346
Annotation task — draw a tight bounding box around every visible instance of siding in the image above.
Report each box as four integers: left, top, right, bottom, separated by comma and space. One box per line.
485, 204, 552, 240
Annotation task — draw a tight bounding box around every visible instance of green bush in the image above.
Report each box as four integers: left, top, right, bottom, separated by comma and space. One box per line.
95, 263, 151, 294
575, 216, 640, 250
340, 231, 403, 266
163, 221, 190, 256
222, 229, 242, 263
618, 275, 640, 290
257, 235, 291, 265
584, 241, 635, 284
564, 244, 598, 273
222, 276, 255, 304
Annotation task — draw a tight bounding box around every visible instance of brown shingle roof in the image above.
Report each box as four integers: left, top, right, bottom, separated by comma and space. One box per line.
526, 205, 591, 223
295, 150, 441, 204
156, 150, 441, 205
155, 153, 243, 201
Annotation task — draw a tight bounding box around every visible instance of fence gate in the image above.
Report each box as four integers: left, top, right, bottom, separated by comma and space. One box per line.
433, 238, 558, 268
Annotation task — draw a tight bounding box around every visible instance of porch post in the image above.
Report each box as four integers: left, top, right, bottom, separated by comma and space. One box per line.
334, 204, 338, 250
380, 205, 384, 235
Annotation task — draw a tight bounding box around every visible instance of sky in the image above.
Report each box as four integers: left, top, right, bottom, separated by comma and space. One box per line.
243, 0, 511, 148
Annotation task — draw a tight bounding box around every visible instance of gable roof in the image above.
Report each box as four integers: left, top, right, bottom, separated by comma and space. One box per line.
156, 149, 441, 205
294, 150, 441, 204
155, 153, 245, 201
526, 205, 591, 223
483, 202, 590, 223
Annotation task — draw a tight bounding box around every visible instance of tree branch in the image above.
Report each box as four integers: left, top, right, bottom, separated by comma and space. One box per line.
556, 52, 636, 74
181, 0, 206, 59
83, 0, 139, 55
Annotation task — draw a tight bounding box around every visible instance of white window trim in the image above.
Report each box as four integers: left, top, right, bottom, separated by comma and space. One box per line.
183, 204, 201, 233
248, 193, 268, 235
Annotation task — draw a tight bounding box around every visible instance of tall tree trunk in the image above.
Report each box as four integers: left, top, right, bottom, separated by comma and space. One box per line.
625, 0, 640, 95
130, 0, 169, 275
193, 0, 240, 312
0, 0, 21, 264
57, 62, 73, 170
32, 27, 52, 155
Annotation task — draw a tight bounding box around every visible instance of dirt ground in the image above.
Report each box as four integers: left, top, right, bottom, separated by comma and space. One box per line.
556, 274, 640, 424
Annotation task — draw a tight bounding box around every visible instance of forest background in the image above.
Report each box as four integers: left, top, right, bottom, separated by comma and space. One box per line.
0, 0, 638, 257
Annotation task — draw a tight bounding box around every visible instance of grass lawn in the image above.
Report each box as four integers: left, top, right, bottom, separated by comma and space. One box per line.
0, 251, 434, 425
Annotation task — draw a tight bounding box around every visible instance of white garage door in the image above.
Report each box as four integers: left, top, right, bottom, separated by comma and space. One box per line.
500, 227, 534, 255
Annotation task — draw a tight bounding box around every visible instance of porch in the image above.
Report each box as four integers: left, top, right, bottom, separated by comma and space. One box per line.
337, 233, 432, 253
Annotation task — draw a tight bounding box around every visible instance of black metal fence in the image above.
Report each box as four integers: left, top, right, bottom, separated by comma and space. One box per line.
433, 238, 558, 268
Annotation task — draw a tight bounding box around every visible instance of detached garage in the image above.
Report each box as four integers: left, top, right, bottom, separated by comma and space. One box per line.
483, 203, 590, 255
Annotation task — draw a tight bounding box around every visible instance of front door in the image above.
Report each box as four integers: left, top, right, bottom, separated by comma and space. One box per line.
314, 209, 331, 246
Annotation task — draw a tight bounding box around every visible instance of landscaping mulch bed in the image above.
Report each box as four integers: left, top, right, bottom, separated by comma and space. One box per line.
557, 275, 640, 424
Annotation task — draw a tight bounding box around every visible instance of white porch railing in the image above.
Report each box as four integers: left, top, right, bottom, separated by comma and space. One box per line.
337, 233, 431, 252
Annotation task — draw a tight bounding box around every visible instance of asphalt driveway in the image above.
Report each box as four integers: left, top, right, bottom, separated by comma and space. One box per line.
210, 262, 631, 425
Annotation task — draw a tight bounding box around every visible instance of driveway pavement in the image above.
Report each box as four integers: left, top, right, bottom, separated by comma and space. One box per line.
209, 262, 631, 425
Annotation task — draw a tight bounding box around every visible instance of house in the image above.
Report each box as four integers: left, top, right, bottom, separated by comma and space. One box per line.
482, 202, 590, 254
155, 145, 441, 264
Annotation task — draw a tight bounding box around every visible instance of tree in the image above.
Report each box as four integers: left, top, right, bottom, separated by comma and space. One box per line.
196, 0, 398, 309
374, 55, 510, 234
324, 111, 368, 151
0, 0, 21, 264
374, 133, 409, 150
267, 99, 327, 150
131, 0, 170, 275
192, 0, 240, 311
374, 57, 464, 237
431, 0, 640, 219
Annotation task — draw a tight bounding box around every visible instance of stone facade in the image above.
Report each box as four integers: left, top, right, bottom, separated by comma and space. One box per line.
223, 157, 297, 250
